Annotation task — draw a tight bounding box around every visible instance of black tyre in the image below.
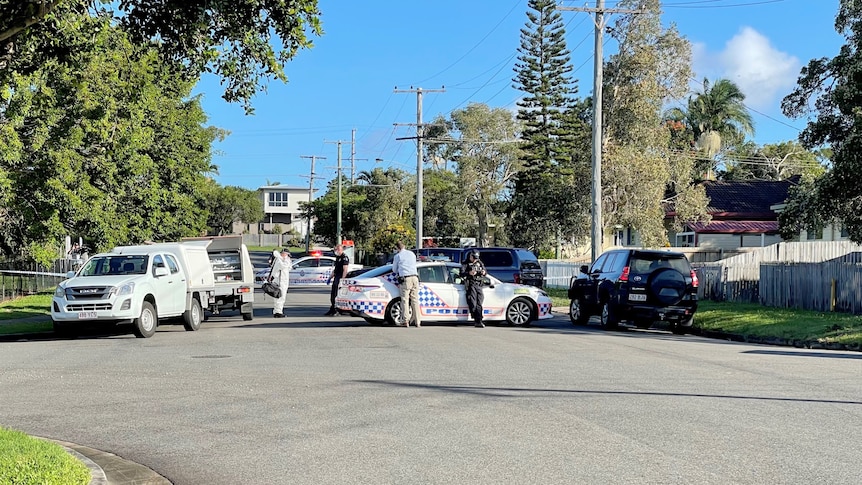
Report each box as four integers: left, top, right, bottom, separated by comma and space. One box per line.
672, 316, 693, 335
569, 298, 590, 325
242, 312, 253, 321
648, 268, 688, 306
385, 298, 402, 325
183, 298, 203, 331
599, 301, 619, 330
506, 297, 534, 326
133, 301, 157, 338
52, 320, 77, 338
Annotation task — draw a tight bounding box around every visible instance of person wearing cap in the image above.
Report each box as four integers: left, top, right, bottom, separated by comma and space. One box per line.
460, 250, 487, 328
325, 244, 350, 316
392, 240, 420, 327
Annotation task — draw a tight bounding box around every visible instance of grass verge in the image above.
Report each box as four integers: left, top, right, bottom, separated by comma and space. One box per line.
546, 287, 862, 346
0, 427, 90, 485
0, 293, 52, 321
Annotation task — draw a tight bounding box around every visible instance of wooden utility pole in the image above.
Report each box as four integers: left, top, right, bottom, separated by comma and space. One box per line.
558, 1, 642, 261
299, 155, 325, 252
394, 86, 445, 250
325, 140, 350, 246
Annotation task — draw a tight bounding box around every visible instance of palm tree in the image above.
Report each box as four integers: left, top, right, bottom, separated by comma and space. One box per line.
665, 78, 755, 177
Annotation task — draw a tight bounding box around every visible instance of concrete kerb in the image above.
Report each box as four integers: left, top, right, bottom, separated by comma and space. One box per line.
43, 438, 171, 485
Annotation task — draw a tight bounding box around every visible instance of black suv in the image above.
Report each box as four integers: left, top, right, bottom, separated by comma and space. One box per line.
567, 249, 698, 334
414, 247, 545, 288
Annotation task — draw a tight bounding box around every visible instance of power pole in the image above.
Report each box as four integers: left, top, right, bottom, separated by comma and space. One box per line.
350, 128, 356, 184
299, 155, 325, 252
325, 140, 350, 247
394, 86, 445, 250
558, 1, 642, 261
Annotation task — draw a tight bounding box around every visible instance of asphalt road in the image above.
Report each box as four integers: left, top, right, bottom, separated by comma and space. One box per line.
1, 287, 861, 484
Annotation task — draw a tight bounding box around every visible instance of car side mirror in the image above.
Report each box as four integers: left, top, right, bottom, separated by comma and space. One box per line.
580, 265, 589, 275
454, 277, 464, 285
154, 266, 169, 277
66, 271, 76, 279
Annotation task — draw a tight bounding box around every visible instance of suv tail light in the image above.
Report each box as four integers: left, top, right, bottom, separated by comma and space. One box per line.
690, 270, 699, 288
619, 266, 630, 282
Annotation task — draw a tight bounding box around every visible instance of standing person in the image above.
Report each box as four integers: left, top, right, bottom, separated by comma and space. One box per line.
325, 244, 350, 316
392, 240, 420, 327
67, 242, 80, 260
270, 249, 289, 318
461, 250, 487, 328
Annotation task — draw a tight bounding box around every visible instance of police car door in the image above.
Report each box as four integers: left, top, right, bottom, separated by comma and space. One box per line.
417, 265, 459, 321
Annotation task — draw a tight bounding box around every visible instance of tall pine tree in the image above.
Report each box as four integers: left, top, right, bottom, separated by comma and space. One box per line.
510, 0, 590, 252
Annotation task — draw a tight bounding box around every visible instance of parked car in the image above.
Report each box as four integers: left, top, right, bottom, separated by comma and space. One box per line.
567, 249, 698, 334
414, 247, 545, 288
254, 255, 364, 288
335, 261, 553, 326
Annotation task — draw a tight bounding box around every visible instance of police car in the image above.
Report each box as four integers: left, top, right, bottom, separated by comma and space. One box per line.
335, 261, 553, 326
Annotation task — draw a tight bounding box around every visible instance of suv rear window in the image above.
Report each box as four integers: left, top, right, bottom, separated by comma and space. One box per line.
629, 253, 690, 274
515, 249, 541, 269
477, 250, 513, 267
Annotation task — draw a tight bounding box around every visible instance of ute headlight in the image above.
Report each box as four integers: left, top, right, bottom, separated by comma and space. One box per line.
110, 282, 135, 296
54, 286, 65, 297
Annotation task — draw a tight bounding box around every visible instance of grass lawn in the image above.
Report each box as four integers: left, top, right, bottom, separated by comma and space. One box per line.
0, 427, 90, 485
545, 287, 862, 346
0, 293, 52, 321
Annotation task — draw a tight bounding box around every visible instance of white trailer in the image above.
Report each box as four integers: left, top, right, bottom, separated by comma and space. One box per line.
182, 236, 255, 321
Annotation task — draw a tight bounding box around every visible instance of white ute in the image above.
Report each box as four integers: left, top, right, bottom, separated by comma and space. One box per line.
51, 243, 216, 338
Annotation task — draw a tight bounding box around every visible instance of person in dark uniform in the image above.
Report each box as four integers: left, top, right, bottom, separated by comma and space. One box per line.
325, 244, 350, 316
460, 250, 487, 328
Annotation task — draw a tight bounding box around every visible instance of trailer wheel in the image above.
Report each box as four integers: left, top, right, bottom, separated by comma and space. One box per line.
183, 298, 203, 331
242, 312, 253, 321
133, 301, 158, 338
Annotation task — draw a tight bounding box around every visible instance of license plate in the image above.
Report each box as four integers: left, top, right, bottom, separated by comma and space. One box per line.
77, 311, 98, 319
628, 294, 647, 302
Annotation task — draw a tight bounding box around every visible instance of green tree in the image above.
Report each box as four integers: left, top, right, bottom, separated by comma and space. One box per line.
0, 16, 219, 261
203, 180, 265, 235
602, 0, 705, 247
665, 78, 754, 179
422, 168, 471, 242
781, 0, 862, 242
431, 103, 524, 246
0, 0, 322, 112
510, 0, 588, 251
720, 141, 827, 181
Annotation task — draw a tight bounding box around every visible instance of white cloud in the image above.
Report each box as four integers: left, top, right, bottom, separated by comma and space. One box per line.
692, 27, 800, 109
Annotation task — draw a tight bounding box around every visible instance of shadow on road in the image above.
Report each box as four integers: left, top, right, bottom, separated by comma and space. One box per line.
742, 349, 862, 360
353, 380, 862, 405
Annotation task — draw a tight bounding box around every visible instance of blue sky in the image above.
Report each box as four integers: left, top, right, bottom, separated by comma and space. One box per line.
194, 0, 843, 192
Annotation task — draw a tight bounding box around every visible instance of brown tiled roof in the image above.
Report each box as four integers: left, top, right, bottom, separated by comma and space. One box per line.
688, 220, 779, 234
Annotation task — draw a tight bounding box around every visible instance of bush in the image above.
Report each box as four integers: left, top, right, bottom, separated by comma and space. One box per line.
0, 427, 90, 485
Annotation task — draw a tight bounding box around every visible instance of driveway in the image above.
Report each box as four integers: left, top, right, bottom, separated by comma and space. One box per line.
1, 287, 861, 484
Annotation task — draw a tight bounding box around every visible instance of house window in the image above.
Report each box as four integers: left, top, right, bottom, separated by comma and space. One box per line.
806, 226, 823, 240
675, 232, 695, 247
840, 224, 849, 238
268, 191, 289, 207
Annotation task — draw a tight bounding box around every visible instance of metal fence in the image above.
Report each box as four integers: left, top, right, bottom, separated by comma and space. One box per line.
0, 260, 76, 303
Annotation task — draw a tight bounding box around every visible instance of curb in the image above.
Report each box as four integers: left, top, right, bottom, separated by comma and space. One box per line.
43, 438, 171, 485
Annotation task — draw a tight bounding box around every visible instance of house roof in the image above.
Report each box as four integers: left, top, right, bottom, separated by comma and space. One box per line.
701, 177, 798, 217
688, 220, 779, 234
259, 185, 313, 191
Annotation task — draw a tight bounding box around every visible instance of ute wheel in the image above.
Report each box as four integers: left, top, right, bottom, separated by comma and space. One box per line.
183, 298, 203, 331
385, 298, 402, 325
600, 301, 619, 330
506, 297, 534, 326
242, 312, 253, 321
52, 320, 77, 338
569, 298, 590, 325
133, 301, 158, 338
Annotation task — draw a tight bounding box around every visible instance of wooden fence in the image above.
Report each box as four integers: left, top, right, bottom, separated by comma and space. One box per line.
760, 262, 862, 314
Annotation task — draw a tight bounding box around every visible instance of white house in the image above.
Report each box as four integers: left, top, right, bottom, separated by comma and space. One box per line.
233, 185, 315, 238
